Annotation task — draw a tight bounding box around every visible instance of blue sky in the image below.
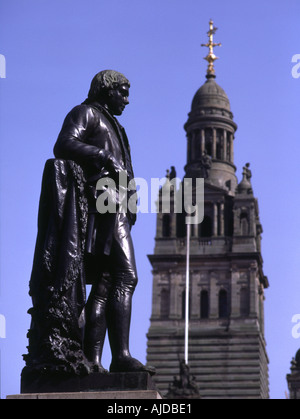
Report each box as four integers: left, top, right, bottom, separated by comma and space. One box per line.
0, 0, 300, 399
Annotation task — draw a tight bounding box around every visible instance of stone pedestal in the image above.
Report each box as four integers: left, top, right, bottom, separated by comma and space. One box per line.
7, 390, 162, 400
7, 371, 162, 400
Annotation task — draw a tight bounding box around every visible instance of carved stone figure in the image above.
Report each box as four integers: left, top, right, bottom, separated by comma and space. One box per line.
169, 166, 177, 180
199, 150, 212, 179
237, 162, 253, 194
165, 360, 201, 399
23, 70, 155, 378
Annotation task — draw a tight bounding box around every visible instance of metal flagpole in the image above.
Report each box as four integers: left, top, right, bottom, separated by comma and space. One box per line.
185, 222, 191, 365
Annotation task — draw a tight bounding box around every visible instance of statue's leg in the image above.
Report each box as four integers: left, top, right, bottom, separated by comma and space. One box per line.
84, 269, 111, 374
107, 213, 155, 375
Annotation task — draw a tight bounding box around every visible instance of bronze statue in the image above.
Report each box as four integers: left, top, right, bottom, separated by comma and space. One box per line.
23, 70, 154, 378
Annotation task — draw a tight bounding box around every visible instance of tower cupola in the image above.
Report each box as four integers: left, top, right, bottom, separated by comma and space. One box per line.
184, 21, 238, 194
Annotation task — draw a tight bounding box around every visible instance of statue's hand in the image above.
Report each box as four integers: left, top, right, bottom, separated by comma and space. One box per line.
107, 155, 125, 177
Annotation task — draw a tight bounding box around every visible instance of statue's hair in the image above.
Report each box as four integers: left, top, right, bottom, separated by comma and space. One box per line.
87, 70, 130, 102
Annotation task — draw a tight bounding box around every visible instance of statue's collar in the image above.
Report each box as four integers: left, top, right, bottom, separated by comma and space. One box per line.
85, 101, 111, 116
85, 101, 122, 127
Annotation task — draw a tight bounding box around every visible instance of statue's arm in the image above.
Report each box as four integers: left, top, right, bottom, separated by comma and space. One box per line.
53, 105, 109, 170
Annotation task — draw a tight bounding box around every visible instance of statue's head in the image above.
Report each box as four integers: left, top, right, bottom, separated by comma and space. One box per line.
87, 70, 130, 116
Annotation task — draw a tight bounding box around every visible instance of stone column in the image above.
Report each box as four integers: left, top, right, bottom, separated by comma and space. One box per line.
210, 272, 218, 319
220, 202, 225, 236
223, 130, 227, 161
191, 272, 200, 319
249, 203, 255, 236
230, 133, 234, 163
212, 128, 217, 158
231, 268, 240, 318
213, 203, 218, 236
258, 284, 265, 335
151, 272, 161, 320
249, 263, 259, 318
201, 129, 205, 155
170, 212, 176, 239
169, 273, 179, 319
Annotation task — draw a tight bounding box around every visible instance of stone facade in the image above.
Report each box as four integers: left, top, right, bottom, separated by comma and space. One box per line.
146, 71, 269, 399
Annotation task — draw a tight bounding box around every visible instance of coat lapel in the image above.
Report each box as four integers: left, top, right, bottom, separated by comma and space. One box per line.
90, 102, 134, 176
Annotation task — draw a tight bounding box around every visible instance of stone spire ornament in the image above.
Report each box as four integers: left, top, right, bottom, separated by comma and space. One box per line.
201, 19, 222, 78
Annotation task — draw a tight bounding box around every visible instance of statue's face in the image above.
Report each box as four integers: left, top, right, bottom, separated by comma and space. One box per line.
107, 84, 130, 116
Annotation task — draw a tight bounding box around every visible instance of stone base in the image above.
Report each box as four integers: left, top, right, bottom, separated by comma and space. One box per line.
7, 390, 162, 400
16, 370, 162, 399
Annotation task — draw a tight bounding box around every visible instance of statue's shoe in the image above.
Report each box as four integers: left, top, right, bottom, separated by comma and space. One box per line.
110, 356, 156, 376
89, 362, 109, 374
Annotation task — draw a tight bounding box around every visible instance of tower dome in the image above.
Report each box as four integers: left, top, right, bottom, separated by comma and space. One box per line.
191, 76, 231, 114
187, 75, 235, 126
184, 22, 237, 193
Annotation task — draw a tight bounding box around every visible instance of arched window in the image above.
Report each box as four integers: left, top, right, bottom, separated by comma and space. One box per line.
219, 289, 229, 318
199, 216, 212, 238
240, 212, 249, 235
176, 213, 186, 238
160, 289, 170, 319
200, 290, 209, 319
162, 214, 171, 237
240, 287, 250, 317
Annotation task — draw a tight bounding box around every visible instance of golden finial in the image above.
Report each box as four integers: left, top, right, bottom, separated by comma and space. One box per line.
201, 19, 222, 78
